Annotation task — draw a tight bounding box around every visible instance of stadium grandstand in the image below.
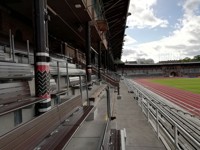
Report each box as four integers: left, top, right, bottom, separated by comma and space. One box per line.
0, 1, 199, 150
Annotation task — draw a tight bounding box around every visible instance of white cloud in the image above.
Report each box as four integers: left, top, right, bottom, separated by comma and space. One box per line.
127, 0, 168, 28
124, 35, 137, 46
183, 0, 200, 16
122, 0, 200, 63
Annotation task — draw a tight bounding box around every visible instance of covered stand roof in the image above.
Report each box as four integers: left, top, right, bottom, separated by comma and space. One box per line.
1, 0, 130, 62
102, 0, 130, 60
0, 0, 106, 51
47, 0, 103, 50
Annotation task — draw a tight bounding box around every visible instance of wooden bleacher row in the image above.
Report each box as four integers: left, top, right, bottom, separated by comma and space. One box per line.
0, 75, 107, 150
0, 63, 100, 149
86, 84, 126, 150
89, 84, 107, 103
0, 82, 45, 116
50, 58, 85, 76
109, 129, 126, 150
0, 77, 76, 116
92, 66, 120, 87
0, 44, 86, 67
86, 74, 126, 150
0, 61, 97, 85
0, 47, 6, 61
0, 61, 89, 88
0, 60, 84, 126
0, 62, 34, 80
0, 62, 85, 80
0, 95, 94, 150
86, 84, 122, 150
110, 129, 121, 150
0, 63, 87, 114
101, 74, 119, 87
0, 51, 120, 149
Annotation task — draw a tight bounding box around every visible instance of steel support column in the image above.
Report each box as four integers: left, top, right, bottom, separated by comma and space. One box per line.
86, 22, 91, 83
34, 0, 51, 115
98, 41, 101, 80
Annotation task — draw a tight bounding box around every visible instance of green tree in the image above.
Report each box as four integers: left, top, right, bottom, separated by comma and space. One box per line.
182, 57, 191, 62
193, 55, 200, 61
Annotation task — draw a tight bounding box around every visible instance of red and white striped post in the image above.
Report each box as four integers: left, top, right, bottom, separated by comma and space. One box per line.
34, 0, 51, 115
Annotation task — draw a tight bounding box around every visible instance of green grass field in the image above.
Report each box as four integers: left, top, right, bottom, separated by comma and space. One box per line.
150, 78, 200, 94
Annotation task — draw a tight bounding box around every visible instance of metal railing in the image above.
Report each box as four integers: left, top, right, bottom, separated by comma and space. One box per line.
54, 59, 89, 105
124, 78, 200, 150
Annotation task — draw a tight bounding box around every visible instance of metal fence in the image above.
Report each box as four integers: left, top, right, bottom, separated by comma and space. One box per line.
124, 78, 200, 150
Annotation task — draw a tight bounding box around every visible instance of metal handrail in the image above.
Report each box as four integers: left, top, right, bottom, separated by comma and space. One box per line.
124, 79, 200, 149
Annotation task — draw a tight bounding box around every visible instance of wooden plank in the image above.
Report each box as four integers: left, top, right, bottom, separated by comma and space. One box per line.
14, 111, 60, 150
39, 125, 74, 150
89, 84, 107, 102
0, 97, 45, 116
0, 65, 32, 70
110, 129, 121, 150
37, 106, 93, 150
0, 62, 32, 67
0, 76, 33, 80
0, 62, 33, 79
0, 86, 29, 95
0, 93, 87, 150
0, 82, 30, 105
59, 95, 82, 123
0, 70, 32, 74
0, 82, 27, 89
0, 107, 59, 149
63, 106, 93, 126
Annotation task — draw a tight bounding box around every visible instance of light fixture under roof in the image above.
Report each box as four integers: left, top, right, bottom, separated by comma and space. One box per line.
127, 12, 131, 16
96, 20, 108, 32
75, 4, 82, 8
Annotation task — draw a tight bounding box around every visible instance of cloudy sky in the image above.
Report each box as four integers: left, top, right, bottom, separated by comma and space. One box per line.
122, 0, 200, 63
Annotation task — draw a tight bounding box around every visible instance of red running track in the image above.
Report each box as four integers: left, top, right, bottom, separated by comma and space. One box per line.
135, 79, 200, 116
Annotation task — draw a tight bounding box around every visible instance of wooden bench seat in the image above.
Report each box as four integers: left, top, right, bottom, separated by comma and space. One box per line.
50, 87, 68, 99
89, 84, 107, 103
51, 90, 68, 99
0, 48, 5, 61
49, 78, 69, 102
0, 95, 93, 150
91, 66, 119, 87
0, 81, 45, 116
0, 62, 34, 80
0, 97, 45, 116
109, 129, 121, 150
101, 74, 119, 87
37, 106, 93, 150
